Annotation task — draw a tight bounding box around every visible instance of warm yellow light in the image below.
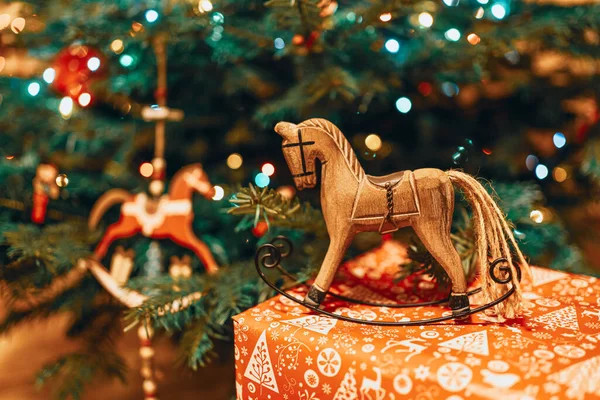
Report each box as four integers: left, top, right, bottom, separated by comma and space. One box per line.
0, 14, 10, 30
365, 134, 383, 152
10, 17, 25, 34
261, 163, 275, 176
78, 93, 91, 107
199, 0, 213, 13
530, 210, 544, 224
212, 185, 225, 201
59, 97, 74, 119
467, 33, 481, 45
110, 39, 124, 54
227, 153, 243, 169
418, 12, 434, 28
475, 7, 484, 19
553, 167, 568, 182
140, 162, 154, 178
379, 13, 392, 22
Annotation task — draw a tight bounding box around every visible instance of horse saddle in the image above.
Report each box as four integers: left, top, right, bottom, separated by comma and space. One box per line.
352, 170, 420, 234
366, 171, 407, 188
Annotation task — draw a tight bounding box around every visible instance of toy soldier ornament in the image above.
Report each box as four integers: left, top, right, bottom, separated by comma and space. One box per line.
271, 118, 532, 320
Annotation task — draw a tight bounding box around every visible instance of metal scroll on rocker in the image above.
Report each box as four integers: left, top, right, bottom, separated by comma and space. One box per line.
254, 236, 521, 326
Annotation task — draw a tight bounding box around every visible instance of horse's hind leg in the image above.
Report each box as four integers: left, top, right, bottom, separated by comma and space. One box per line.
411, 197, 469, 316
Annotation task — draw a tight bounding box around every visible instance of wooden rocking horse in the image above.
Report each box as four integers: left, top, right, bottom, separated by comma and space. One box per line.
274, 118, 532, 319
89, 164, 219, 274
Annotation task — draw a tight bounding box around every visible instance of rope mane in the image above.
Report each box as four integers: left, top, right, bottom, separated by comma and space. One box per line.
298, 118, 365, 181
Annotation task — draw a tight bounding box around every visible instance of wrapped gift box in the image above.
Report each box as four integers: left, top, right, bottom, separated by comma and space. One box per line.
233, 241, 600, 400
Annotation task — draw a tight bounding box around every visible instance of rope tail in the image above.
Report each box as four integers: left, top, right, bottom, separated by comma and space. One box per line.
88, 189, 132, 230
447, 170, 532, 319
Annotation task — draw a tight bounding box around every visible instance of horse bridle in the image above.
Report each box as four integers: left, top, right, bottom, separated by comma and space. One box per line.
282, 129, 316, 178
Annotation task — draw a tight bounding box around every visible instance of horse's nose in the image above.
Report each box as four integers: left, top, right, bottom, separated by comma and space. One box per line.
274, 122, 296, 136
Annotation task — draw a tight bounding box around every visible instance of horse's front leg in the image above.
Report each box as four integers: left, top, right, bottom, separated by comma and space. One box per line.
304, 230, 353, 307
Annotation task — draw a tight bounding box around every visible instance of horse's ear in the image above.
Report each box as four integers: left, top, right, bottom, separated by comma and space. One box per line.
274, 121, 297, 139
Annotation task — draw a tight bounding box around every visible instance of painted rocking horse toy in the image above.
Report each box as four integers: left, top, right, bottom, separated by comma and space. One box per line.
89, 164, 219, 274
256, 118, 532, 324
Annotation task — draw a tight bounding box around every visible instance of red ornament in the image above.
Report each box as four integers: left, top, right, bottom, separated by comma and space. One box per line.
50, 44, 106, 104
252, 221, 269, 238
305, 31, 320, 50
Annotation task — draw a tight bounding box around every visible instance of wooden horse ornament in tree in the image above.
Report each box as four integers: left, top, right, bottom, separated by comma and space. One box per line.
89, 164, 219, 274
274, 118, 532, 319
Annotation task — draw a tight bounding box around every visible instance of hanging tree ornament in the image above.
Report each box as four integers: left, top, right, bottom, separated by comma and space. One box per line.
50, 44, 106, 105
88, 164, 219, 273
31, 163, 59, 224
254, 119, 533, 323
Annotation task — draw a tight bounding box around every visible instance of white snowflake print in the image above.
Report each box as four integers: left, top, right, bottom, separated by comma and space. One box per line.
543, 382, 561, 395
322, 383, 331, 394
271, 331, 280, 341
305, 356, 313, 366
318, 337, 328, 345
414, 365, 430, 381
241, 346, 248, 356
465, 357, 482, 367
360, 362, 368, 371
532, 332, 553, 340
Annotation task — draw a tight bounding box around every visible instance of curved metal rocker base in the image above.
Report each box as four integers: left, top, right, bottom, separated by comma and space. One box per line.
254, 236, 522, 326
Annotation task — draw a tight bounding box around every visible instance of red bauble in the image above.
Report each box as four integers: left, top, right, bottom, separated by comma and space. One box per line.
252, 221, 269, 238
50, 44, 106, 104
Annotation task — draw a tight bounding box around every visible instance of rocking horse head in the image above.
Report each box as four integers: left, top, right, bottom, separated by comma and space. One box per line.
274, 121, 320, 190
172, 163, 216, 200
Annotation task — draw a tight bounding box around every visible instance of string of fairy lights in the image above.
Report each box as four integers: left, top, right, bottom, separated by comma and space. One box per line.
2, 0, 575, 227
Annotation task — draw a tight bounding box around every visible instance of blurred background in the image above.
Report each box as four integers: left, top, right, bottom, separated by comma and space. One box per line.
0, 0, 598, 398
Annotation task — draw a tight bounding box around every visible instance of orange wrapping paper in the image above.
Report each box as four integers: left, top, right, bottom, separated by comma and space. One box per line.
233, 241, 600, 400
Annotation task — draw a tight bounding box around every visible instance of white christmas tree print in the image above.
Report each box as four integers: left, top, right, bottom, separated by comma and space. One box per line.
439, 330, 489, 356
243, 331, 279, 394
530, 266, 568, 287
281, 315, 338, 335
548, 355, 600, 400
333, 367, 359, 400
533, 306, 580, 331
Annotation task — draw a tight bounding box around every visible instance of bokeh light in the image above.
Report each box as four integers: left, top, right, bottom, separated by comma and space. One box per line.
78, 93, 91, 107
11, 17, 25, 34
491, 4, 507, 19
384, 39, 400, 53
475, 7, 485, 18
553, 132, 566, 148
443, 0, 459, 5
261, 163, 275, 176
255, 173, 270, 188
59, 97, 74, 119
145, 9, 159, 23
111, 39, 124, 54
28, 82, 40, 96
227, 153, 243, 169
212, 185, 224, 200
396, 97, 412, 113
379, 13, 392, 22
199, 0, 213, 13
530, 209, 544, 223
526, 154, 539, 171
467, 33, 481, 45
553, 166, 568, 182
444, 28, 461, 42
535, 164, 549, 179
87, 57, 101, 71
365, 134, 382, 151
140, 162, 153, 177
43, 68, 56, 84
418, 12, 434, 28
274, 38, 285, 50
120, 54, 134, 67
